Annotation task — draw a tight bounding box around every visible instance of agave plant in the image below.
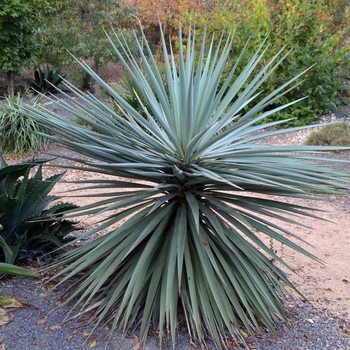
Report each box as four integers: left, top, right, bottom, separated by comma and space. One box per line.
20, 27, 350, 348
27, 64, 65, 94
0, 154, 79, 264
0, 238, 38, 276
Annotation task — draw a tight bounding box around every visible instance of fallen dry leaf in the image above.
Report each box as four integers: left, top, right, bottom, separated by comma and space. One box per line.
87, 315, 97, 323
240, 330, 249, 339
90, 340, 97, 348
0, 313, 13, 326
36, 318, 47, 325
133, 342, 140, 350
49, 325, 62, 330
83, 330, 90, 337
293, 266, 303, 271
133, 336, 140, 350
0, 297, 25, 308
304, 333, 317, 341
61, 293, 69, 299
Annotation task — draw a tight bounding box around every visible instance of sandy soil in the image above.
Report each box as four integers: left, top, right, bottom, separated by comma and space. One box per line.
259, 195, 350, 321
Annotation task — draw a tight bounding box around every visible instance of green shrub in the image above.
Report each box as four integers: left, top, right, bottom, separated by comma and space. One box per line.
70, 115, 95, 130
0, 94, 49, 154
27, 65, 65, 94
180, 0, 350, 127
21, 27, 350, 349
0, 154, 79, 264
306, 122, 350, 146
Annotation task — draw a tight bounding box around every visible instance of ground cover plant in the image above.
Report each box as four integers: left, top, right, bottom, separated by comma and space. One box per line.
306, 122, 350, 147
20, 26, 350, 349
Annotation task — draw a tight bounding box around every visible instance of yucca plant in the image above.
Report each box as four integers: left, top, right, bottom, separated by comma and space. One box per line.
103, 62, 168, 119
20, 26, 350, 348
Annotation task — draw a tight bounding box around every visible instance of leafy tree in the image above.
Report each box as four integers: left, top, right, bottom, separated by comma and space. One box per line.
0, 0, 63, 94
35, 0, 138, 88
119, 0, 184, 26
118, 0, 199, 42
179, 0, 350, 126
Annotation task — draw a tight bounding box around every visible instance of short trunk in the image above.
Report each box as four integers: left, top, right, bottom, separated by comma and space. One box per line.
6, 71, 14, 95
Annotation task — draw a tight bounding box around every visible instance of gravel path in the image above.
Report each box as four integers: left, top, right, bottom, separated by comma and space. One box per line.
1, 275, 350, 350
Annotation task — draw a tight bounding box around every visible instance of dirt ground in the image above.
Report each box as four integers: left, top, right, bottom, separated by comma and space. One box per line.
259, 194, 350, 321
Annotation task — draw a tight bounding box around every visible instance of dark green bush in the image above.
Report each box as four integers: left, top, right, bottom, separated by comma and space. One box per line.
305, 122, 350, 146
0, 154, 79, 264
27, 65, 65, 94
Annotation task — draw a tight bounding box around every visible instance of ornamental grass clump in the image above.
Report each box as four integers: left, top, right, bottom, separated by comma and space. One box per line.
20, 26, 350, 349
0, 94, 48, 154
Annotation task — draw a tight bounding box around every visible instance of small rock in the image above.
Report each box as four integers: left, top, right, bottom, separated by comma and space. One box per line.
304, 333, 317, 341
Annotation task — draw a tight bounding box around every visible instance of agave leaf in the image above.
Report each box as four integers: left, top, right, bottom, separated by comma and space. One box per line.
0, 234, 10, 251
18, 171, 65, 222
2, 245, 18, 265
0, 155, 78, 263
0, 263, 39, 277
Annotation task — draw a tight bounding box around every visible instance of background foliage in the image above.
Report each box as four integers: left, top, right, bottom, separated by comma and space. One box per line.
0, 0, 349, 124
179, 0, 350, 126
306, 122, 350, 146
34, 0, 139, 88
0, 0, 64, 93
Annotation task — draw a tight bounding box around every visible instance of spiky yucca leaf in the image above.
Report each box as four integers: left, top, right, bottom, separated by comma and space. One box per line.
20, 26, 350, 348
